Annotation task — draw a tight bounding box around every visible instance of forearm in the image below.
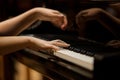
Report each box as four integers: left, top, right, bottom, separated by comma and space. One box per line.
0, 8, 42, 36
0, 36, 30, 55
0, 7, 67, 35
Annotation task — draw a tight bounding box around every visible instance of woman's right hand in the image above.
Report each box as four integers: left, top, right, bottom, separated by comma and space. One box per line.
27, 36, 70, 53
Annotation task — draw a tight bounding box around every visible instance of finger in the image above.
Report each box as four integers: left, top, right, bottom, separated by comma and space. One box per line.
55, 43, 70, 47
53, 10, 61, 14
52, 39, 66, 43
52, 39, 69, 44
53, 13, 67, 30
50, 39, 70, 47
53, 42, 70, 47
61, 15, 68, 30
40, 44, 60, 54
48, 45, 61, 53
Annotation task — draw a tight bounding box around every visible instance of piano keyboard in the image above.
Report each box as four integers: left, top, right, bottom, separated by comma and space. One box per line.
54, 48, 94, 71
25, 34, 97, 71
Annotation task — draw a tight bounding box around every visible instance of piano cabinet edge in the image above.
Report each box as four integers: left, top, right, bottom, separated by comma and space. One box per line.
12, 49, 120, 80
12, 50, 93, 80
94, 51, 120, 80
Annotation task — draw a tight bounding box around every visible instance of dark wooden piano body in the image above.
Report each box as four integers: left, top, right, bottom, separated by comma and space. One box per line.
12, 33, 120, 80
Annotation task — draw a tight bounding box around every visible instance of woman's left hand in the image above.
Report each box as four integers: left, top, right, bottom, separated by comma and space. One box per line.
36, 8, 68, 30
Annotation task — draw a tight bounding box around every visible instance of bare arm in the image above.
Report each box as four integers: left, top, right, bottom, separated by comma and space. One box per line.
0, 7, 69, 55
0, 7, 67, 36
0, 36, 70, 55
0, 36, 30, 55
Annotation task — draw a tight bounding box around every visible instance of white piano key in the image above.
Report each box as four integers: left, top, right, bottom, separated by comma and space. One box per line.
54, 48, 94, 71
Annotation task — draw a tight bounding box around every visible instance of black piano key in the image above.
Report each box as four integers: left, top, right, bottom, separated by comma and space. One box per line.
85, 51, 94, 56
65, 46, 94, 57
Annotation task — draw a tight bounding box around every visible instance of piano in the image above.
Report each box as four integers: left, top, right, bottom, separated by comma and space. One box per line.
17, 34, 120, 80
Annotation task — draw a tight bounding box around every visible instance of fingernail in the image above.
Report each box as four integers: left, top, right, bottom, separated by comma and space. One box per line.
65, 43, 70, 46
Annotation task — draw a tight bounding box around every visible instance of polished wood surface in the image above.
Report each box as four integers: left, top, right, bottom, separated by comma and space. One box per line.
12, 50, 91, 80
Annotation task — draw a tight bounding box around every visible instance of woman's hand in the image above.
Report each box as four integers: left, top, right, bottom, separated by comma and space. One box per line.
28, 37, 70, 53
35, 8, 68, 30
